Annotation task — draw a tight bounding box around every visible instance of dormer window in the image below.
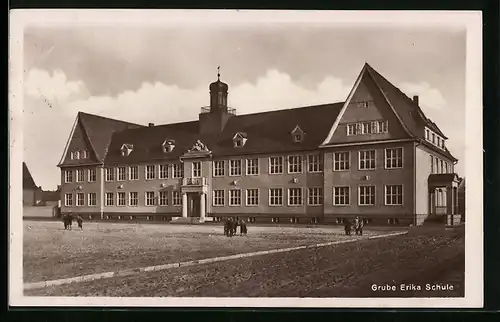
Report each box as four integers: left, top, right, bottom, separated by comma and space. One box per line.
162, 139, 176, 153
291, 125, 305, 143
70, 151, 74, 160
120, 144, 134, 157
82, 150, 88, 159
75, 150, 80, 159
232, 132, 248, 148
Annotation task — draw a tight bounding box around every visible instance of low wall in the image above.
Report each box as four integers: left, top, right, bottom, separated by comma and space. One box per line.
23, 206, 56, 218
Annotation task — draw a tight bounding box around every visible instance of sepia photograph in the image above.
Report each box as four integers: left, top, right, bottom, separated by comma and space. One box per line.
9, 10, 483, 307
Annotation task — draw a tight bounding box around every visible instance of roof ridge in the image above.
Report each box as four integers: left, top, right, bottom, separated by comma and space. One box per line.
78, 111, 145, 127
78, 114, 101, 161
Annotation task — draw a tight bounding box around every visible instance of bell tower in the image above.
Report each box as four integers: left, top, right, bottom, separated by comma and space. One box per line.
199, 67, 234, 136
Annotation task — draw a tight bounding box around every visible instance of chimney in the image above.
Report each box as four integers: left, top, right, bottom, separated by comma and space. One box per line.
412, 95, 419, 106
148, 123, 155, 127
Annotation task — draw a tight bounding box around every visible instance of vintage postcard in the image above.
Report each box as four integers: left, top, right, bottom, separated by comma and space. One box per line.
9, 10, 483, 308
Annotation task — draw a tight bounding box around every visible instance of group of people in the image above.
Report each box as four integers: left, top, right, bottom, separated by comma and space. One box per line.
62, 213, 84, 230
223, 217, 248, 237
344, 216, 364, 236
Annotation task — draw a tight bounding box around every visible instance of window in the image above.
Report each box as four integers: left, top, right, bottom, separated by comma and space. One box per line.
229, 189, 241, 206
362, 122, 371, 134
117, 192, 126, 206
213, 190, 225, 206
159, 191, 168, 206
159, 164, 169, 179
293, 134, 302, 142
82, 150, 88, 159
145, 165, 156, 180
191, 162, 202, 178
333, 187, 350, 206
359, 186, 376, 206
213, 160, 225, 177
229, 160, 242, 176
246, 158, 259, 175
88, 168, 96, 182
333, 152, 350, 171
117, 167, 127, 181
76, 193, 84, 206
70, 152, 74, 160
269, 188, 283, 206
430, 155, 435, 173
347, 124, 356, 136
355, 101, 369, 108
64, 193, 73, 206
385, 185, 403, 205
129, 192, 138, 206
308, 188, 323, 206
385, 148, 403, 169
307, 154, 323, 173
172, 163, 183, 178
88, 193, 96, 206
145, 191, 156, 206
269, 157, 283, 174
288, 188, 303, 206
105, 168, 115, 181
75, 169, 84, 182
234, 139, 243, 147
425, 129, 430, 140
432, 133, 436, 144
288, 155, 302, 174
437, 137, 441, 147
359, 150, 376, 170
377, 120, 388, 133
440, 160, 444, 174
370, 121, 378, 133
173, 191, 182, 206
64, 170, 73, 183
246, 189, 259, 206
105, 192, 114, 206
75, 151, 80, 159
435, 158, 440, 174
129, 166, 139, 180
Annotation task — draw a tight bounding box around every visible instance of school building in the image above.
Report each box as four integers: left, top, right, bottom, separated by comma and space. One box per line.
58, 63, 461, 226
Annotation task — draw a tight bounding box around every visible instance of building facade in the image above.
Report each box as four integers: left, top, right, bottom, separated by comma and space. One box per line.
58, 63, 460, 226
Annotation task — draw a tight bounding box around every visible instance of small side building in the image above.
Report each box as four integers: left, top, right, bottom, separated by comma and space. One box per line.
23, 162, 40, 206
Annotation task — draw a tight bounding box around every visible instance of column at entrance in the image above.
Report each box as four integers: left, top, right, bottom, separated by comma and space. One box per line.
200, 192, 206, 222
182, 192, 188, 218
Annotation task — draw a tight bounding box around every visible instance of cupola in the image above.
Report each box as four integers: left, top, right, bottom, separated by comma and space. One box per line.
209, 66, 229, 112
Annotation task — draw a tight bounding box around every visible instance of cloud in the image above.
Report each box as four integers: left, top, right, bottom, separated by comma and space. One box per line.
23, 68, 351, 189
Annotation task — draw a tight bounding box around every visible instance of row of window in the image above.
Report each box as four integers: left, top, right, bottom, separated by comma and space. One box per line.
430, 155, 453, 174
64, 185, 403, 207
69, 149, 89, 160
63, 148, 404, 183
347, 120, 389, 136
425, 127, 446, 150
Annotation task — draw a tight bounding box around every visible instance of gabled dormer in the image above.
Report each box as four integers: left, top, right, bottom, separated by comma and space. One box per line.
120, 144, 134, 156
291, 125, 305, 143
232, 132, 248, 148
162, 139, 176, 153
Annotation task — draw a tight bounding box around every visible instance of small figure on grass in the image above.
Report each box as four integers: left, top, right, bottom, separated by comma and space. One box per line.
76, 215, 84, 230
344, 218, 352, 236
239, 218, 247, 236
354, 216, 364, 236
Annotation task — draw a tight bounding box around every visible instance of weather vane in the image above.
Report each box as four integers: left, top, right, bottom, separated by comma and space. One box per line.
217, 66, 220, 80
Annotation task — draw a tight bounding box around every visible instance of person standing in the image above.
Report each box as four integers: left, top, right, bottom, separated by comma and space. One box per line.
76, 215, 84, 230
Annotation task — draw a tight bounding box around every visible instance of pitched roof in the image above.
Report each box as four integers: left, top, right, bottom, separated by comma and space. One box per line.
104, 103, 343, 164
23, 162, 38, 189
364, 63, 448, 139
77, 112, 144, 162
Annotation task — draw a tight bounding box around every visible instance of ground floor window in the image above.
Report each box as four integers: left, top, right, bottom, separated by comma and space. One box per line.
288, 188, 303, 206
159, 191, 169, 206
269, 188, 283, 206
333, 186, 350, 205
385, 185, 403, 205
88, 193, 97, 206
117, 192, 126, 206
229, 189, 242, 206
213, 190, 225, 206
358, 186, 375, 206
76, 193, 85, 206
308, 188, 323, 206
64, 193, 73, 206
129, 192, 138, 206
105, 192, 114, 206
145, 191, 156, 206
173, 191, 182, 206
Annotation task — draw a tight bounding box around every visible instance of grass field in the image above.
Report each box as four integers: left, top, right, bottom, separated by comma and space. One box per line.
23, 221, 464, 298
23, 221, 391, 284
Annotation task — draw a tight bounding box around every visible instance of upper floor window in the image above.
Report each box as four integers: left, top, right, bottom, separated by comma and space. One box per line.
269, 157, 283, 174
105, 168, 115, 181
385, 148, 403, 169
76, 169, 85, 182
117, 167, 127, 181
75, 150, 80, 159
82, 150, 88, 159
88, 168, 96, 182
213, 160, 225, 177
70, 152, 74, 160
229, 159, 242, 176
333, 152, 350, 171
352, 101, 370, 108
288, 155, 302, 174
145, 165, 156, 180
308, 154, 323, 173
347, 120, 388, 136
246, 158, 259, 175
159, 164, 169, 179
172, 163, 183, 178
192, 162, 202, 178
64, 170, 73, 183
129, 166, 139, 180
359, 150, 376, 170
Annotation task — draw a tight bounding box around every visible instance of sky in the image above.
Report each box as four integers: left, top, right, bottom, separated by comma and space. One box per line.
22, 22, 466, 190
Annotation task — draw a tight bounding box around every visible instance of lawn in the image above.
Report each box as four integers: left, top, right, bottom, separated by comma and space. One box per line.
23, 221, 391, 284
24, 222, 464, 298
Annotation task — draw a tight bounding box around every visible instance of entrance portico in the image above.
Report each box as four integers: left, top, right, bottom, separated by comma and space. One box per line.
428, 173, 461, 225
181, 177, 208, 222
